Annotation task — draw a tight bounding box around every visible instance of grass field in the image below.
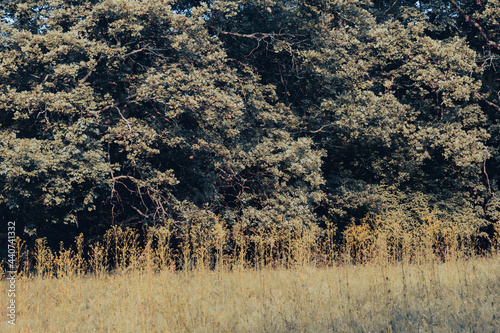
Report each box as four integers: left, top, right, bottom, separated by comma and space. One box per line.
1, 253, 499, 332
1, 220, 500, 332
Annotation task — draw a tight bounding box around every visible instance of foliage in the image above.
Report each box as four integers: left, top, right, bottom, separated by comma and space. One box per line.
0, 0, 499, 249
0, 0, 323, 243
207, 0, 500, 234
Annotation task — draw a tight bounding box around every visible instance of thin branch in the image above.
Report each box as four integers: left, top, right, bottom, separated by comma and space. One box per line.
485, 99, 500, 111
310, 124, 334, 133
113, 175, 141, 182
131, 205, 149, 218
218, 31, 286, 41
484, 148, 495, 197
114, 106, 132, 132
448, 0, 500, 53
123, 44, 151, 57
384, 0, 399, 15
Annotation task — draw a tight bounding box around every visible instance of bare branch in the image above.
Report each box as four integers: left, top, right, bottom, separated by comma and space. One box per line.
384, 0, 399, 16
218, 31, 286, 41
448, 0, 500, 53
123, 44, 151, 57
310, 124, 334, 133
485, 99, 500, 111
114, 106, 132, 132
131, 205, 149, 218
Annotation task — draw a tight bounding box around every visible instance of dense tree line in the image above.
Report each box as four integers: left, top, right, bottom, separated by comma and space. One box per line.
0, 0, 498, 248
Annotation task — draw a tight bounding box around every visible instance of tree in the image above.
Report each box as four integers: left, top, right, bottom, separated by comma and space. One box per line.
1, 0, 498, 249
207, 0, 498, 233
0, 0, 324, 242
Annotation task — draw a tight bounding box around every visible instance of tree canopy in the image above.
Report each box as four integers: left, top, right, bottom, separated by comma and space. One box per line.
1, 0, 499, 246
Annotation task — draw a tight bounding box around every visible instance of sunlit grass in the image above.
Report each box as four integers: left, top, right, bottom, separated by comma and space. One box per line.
1, 214, 499, 332
1, 254, 499, 332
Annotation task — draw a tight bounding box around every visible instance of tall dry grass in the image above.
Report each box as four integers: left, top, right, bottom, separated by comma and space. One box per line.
1, 212, 499, 332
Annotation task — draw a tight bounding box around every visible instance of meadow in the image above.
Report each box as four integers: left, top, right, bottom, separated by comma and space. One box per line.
1, 214, 500, 332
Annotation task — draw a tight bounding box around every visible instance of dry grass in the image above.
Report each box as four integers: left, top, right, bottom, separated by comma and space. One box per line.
1, 255, 499, 332
1, 213, 499, 332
